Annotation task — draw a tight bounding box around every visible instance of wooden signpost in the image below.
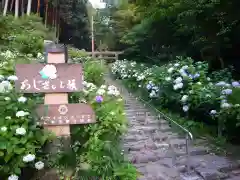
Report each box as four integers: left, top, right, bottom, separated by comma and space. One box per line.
15, 44, 96, 179
15, 44, 95, 136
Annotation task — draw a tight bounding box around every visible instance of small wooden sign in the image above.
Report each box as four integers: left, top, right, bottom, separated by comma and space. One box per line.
36, 104, 96, 126
15, 64, 83, 93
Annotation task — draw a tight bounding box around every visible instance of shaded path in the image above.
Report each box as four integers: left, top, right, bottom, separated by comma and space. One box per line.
105, 74, 240, 180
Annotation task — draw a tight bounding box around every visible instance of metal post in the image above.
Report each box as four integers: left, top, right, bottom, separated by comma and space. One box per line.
218, 119, 222, 137
185, 134, 190, 173
91, 15, 94, 58
158, 114, 161, 129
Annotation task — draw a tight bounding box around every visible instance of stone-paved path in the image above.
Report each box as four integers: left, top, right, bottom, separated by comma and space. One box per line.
105, 74, 240, 180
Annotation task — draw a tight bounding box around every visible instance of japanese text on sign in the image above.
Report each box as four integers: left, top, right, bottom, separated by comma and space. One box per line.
20, 79, 77, 91
15, 63, 83, 93
40, 114, 94, 125
36, 104, 96, 126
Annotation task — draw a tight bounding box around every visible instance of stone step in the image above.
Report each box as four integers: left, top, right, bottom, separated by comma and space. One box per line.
151, 131, 180, 141
180, 173, 204, 180
123, 134, 149, 142
124, 138, 187, 153
124, 141, 158, 152
174, 146, 209, 157
169, 138, 187, 148
135, 162, 182, 180
127, 127, 157, 135
127, 145, 210, 164
174, 154, 240, 180
159, 124, 172, 132
132, 125, 158, 132
225, 176, 240, 180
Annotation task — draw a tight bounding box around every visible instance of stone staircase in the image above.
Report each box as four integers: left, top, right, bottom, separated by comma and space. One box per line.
105, 75, 240, 180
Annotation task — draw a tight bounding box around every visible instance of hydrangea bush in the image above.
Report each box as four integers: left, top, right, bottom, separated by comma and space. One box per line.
0, 51, 51, 180
111, 57, 240, 142
1, 49, 138, 180
69, 82, 137, 179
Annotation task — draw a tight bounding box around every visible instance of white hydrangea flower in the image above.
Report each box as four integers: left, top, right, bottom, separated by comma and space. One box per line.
149, 91, 155, 97
210, 110, 217, 115
16, 127, 26, 135
165, 77, 171, 81
174, 77, 182, 84
35, 161, 44, 170
23, 154, 35, 162
1, 126, 7, 132
181, 95, 188, 103
173, 83, 183, 90
8, 174, 19, 180
167, 67, 174, 73
16, 111, 29, 117
7, 75, 18, 81
221, 102, 231, 109
183, 105, 189, 112
37, 52, 42, 58
18, 96, 27, 103
4, 97, 11, 101
0, 80, 13, 92
96, 88, 105, 95
5, 116, 11, 120
100, 85, 107, 89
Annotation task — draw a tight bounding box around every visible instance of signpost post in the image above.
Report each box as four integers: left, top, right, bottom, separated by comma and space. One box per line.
15, 44, 95, 178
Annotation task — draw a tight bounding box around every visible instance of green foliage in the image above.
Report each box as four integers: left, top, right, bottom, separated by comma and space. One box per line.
69, 84, 137, 179
0, 15, 54, 180
0, 51, 52, 180
100, 0, 240, 74
68, 47, 89, 59
68, 47, 106, 86
0, 15, 54, 56
83, 60, 106, 86
111, 58, 240, 143
56, 0, 91, 49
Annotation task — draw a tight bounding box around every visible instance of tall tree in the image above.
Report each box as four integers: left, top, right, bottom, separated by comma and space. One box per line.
3, 0, 9, 16
26, 0, 32, 15
15, 0, 19, 18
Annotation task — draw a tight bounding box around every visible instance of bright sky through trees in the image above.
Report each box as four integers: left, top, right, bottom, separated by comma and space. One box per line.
89, 0, 106, 9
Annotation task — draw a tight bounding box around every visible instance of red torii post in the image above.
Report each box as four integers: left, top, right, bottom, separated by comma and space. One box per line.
37, 0, 40, 14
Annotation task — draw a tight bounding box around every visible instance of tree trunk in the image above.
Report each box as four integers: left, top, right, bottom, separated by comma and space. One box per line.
45, 1, 48, 27
3, 0, 9, 16
37, 0, 40, 14
10, 0, 13, 11
15, 0, 19, 18
26, 0, 31, 15
21, 0, 24, 16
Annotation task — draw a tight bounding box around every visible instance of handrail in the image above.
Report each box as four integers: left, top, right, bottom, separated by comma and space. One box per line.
136, 96, 193, 140
128, 91, 193, 173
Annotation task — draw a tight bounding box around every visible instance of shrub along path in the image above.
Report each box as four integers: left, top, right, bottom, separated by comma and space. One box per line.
105, 74, 240, 180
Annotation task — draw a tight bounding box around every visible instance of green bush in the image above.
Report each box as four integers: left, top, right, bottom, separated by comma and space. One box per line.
68, 47, 89, 60
111, 58, 240, 143
68, 48, 106, 86
0, 15, 54, 56
0, 50, 52, 180
68, 82, 137, 179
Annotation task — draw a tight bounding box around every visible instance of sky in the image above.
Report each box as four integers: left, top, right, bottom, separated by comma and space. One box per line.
89, 0, 106, 9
